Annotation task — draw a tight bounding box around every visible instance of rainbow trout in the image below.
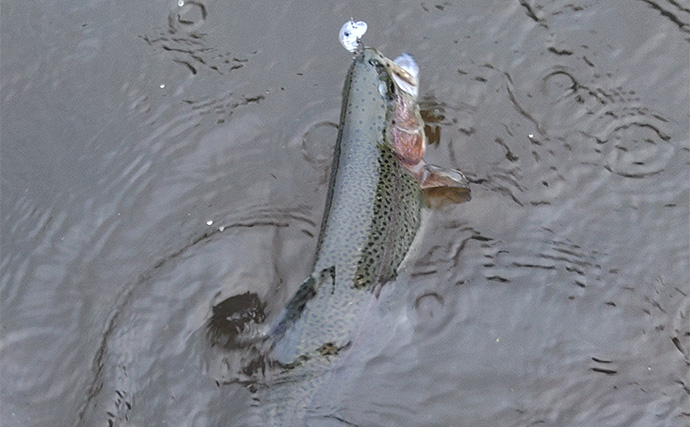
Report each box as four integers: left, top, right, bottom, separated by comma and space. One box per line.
258, 45, 470, 424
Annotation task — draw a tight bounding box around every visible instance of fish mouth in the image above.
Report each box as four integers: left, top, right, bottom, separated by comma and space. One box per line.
360, 48, 418, 98
389, 54, 419, 99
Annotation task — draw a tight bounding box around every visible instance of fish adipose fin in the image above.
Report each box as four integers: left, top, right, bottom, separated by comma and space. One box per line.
419, 163, 471, 206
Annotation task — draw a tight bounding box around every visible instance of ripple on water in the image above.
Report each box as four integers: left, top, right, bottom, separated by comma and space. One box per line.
142, 10, 257, 77
537, 63, 678, 179
299, 120, 338, 175
169, 1, 207, 34
77, 203, 317, 426
601, 123, 675, 179
411, 291, 447, 334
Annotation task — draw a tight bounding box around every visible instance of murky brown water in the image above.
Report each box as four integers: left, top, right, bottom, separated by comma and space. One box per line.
2, 1, 689, 426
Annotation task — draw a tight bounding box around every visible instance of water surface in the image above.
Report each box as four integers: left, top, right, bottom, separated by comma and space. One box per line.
1, 1, 688, 426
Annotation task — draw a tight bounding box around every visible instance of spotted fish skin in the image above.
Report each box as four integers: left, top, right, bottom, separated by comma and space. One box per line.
270, 48, 421, 365
259, 48, 467, 424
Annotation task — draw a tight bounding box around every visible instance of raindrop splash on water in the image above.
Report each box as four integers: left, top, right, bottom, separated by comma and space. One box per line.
169, 0, 207, 33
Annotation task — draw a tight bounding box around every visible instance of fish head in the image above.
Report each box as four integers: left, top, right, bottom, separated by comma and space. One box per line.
349, 48, 471, 206
354, 48, 419, 101
363, 49, 426, 166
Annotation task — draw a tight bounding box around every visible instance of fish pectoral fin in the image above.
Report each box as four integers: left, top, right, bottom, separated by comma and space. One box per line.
420, 164, 471, 205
